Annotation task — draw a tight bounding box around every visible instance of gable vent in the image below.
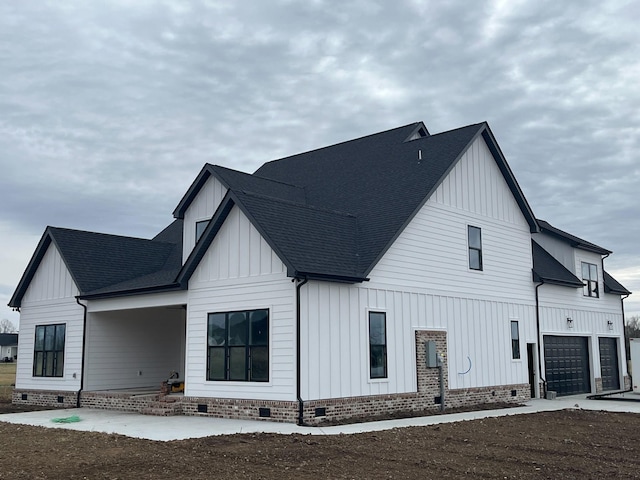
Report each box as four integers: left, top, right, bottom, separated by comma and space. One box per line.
406, 127, 428, 142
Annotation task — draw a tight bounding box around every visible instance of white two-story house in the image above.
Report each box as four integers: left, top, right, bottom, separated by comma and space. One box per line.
9, 121, 630, 424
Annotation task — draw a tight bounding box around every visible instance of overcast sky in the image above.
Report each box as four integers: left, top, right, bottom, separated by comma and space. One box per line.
1, 0, 639, 327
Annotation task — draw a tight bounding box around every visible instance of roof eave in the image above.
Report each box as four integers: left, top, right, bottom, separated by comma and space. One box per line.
533, 270, 584, 288
480, 127, 539, 234
8, 228, 85, 308
78, 283, 184, 301
292, 271, 368, 284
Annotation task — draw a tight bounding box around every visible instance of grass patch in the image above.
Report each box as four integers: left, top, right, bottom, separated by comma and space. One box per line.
0, 362, 17, 386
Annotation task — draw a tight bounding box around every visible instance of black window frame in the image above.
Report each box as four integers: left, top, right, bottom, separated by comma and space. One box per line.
581, 262, 599, 298
195, 219, 210, 243
206, 309, 269, 382
510, 320, 521, 360
33, 324, 66, 377
369, 311, 388, 379
468, 225, 483, 271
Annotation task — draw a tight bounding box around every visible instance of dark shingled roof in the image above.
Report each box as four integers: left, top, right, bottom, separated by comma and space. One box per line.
537, 219, 611, 255
603, 271, 631, 295
0, 333, 18, 346
9, 120, 545, 305
9, 221, 183, 307
531, 240, 584, 287
179, 121, 538, 282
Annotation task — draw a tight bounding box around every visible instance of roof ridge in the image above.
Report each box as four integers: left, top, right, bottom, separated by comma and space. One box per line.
257, 122, 423, 170
426, 122, 486, 138
48, 226, 176, 245
235, 190, 357, 218
209, 164, 304, 189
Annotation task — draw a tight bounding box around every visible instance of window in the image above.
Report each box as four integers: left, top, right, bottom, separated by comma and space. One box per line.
582, 262, 599, 297
33, 324, 65, 377
195, 220, 210, 243
369, 312, 387, 379
468, 225, 483, 270
207, 309, 269, 382
511, 321, 520, 360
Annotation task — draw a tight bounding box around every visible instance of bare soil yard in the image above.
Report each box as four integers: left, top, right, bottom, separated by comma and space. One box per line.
1, 402, 639, 479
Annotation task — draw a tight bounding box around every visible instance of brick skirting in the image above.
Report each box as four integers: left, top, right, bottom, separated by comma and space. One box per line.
12, 389, 78, 409
11, 329, 531, 424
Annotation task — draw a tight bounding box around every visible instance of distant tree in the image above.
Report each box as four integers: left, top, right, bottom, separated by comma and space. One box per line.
0, 319, 17, 334
625, 316, 640, 360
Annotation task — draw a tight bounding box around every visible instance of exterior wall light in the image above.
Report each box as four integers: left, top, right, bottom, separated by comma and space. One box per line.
607, 320, 614, 330
567, 317, 574, 328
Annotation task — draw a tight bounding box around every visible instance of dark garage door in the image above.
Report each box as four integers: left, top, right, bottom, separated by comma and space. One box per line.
544, 336, 590, 396
599, 337, 620, 391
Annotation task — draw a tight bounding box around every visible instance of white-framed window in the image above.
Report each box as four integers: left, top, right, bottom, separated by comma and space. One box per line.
468, 225, 483, 271
581, 262, 599, 298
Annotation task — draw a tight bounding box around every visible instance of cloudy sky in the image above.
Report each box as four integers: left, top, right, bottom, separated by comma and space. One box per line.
1, 0, 639, 327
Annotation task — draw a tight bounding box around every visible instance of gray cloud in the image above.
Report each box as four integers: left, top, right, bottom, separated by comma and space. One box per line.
1, 0, 639, 321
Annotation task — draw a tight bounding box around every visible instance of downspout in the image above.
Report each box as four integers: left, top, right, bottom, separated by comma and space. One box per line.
622, 293, 631, 391
295, 276, 308, 426
535, 281, 547, 398
75, 297, 88, 408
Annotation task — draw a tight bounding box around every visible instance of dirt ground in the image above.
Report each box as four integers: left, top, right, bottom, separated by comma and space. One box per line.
1, 397, 640, 480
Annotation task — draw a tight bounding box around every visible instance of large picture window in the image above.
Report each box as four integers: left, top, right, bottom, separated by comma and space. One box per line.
369, 312, 387, 379
468, 225, 483, 271
33, 324, 65, 377
207, 309, 269, 382
582, 262, 599, 297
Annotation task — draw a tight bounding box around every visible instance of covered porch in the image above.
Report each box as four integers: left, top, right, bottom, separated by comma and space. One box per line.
83, 292, 187, 401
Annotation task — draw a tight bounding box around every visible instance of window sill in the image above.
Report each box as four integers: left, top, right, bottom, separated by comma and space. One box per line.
367, 378, 389, 384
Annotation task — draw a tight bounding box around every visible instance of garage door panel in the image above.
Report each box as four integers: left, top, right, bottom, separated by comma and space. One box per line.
599, 337, 620, 391
544, 336, 590, 396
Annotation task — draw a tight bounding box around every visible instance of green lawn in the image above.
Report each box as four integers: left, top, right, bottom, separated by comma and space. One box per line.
0, 363, 16, 402
0, 362, 16, 386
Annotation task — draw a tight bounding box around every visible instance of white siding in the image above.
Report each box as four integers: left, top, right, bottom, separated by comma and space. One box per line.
301, 136, 539, 400
185, 206, 294, 401
538, 246, 627, 390
191, 206, 286, 283
300, 281, 536, 400
84, 308, 185, 391
532, 232, 575, 272
370, 135, 534, 303
183, 175, 228, 263
22, 244, 78, 303
16, 245, 82, 391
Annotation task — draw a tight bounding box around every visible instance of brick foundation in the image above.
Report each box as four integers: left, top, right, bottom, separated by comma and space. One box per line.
11, 329, 531, 424
595, 377, 603, 393
180, 397, 298, 422
12, 389, 78, 409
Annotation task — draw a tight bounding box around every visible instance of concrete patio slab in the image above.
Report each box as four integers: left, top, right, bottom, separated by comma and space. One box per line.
2, 393, 640, 442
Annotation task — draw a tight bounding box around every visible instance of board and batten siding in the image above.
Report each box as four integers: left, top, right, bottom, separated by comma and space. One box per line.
185, 206, 295, 401
532, 232, 576, 272
84, 308, 185, 391
16, 245, 83, 391
369, 136, 535, 304
299, 282, 536, 400
300, 136, 538, 401
537, 246, 627, 386
183, 175, 228, 263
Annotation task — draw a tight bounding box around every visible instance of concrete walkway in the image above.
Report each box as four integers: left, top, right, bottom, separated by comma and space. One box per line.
2, 393, 640, 442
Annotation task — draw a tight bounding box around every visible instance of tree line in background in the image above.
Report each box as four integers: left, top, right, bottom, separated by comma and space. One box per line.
626, 315, 640, 360
0, 319, 17, 334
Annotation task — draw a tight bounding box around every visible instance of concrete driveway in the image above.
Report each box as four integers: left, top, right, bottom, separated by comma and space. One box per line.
1, 393, 639, 441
